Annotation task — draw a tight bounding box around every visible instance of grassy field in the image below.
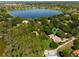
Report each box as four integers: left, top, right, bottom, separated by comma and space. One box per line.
0, 38, 6, 56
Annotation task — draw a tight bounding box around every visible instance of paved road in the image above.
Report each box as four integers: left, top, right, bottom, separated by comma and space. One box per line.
57, 37, 75, 50
44, 37, 75, 57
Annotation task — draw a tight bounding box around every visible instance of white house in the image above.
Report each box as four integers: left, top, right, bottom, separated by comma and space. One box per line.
22, 20, 29, 24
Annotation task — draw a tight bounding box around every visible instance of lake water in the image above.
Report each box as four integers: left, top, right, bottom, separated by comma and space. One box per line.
10, 9, 63, 18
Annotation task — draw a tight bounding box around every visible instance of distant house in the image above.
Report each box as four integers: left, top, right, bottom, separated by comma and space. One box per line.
64, 33, 68, 35
37, 21, 41, 24
32, 31, 39, 36
64, 14, 70, 17
22, 20, 29, 24
73, 12, 77, 15
17, 24, 20, 27
49, 34, 61, 43
47, 20, 50, 23
69, 20, 73, 23
72, 9, 77, 12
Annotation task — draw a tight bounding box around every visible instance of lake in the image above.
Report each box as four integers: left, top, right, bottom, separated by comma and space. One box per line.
10, 9, 63, 18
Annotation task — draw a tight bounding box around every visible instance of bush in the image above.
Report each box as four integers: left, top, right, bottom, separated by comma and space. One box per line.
49, 41, 58, 49
73, 39, 79, 50
59, 49, 72, 57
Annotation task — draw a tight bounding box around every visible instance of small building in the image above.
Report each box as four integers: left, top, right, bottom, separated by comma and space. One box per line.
69, 20, 73, 23
17, 24, 20, 27
37, 21, 41, 24
22, 20, 29, 24
32, 31, 39, 36
49, 34, 61, 43
47, 20, 51, 23
72, 12, 77, 15
64, 14, 70, 17
64, 33, 68, 35
73, 50, 79, 56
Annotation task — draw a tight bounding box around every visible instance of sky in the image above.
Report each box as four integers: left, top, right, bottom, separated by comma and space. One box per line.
0, 0, 78, 1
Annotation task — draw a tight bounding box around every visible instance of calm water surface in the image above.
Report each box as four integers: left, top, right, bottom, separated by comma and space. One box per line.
10, 9, 63, 18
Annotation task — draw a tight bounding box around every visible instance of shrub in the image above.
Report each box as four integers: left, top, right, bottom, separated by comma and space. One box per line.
49, 41, 58, 49
73, 39, 79, 50
59, 49, 72, 57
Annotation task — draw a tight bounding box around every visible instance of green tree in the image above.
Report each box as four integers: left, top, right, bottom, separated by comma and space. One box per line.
49, 41, 58, 49
73, 39, 79, 50
59, 49, 72, 57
